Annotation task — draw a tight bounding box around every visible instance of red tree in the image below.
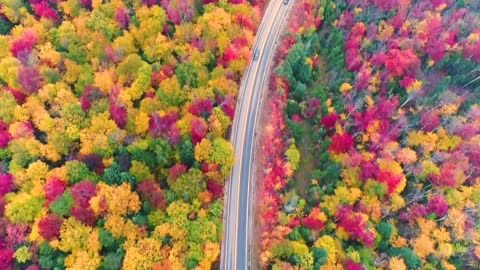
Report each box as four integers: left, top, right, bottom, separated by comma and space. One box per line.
0, 173, 14, 196
190, 117, 207, 144
321, 113, 339, 129
71, 206, 97, 226
18, 66, 42, 95
32, 1, 59, 21
329, 132, 354, 154
168, 163, 187, 180
44, 177, 66, 205
71, 180, 97, 208
0, 248, 14, 269
115, 7, 130, 29
11, 29, 37, 62
149, 111, 178, 138
377, 170, 402, 194
218, 94, 235, 119
420, 111, 440, 132
336, 205, 375, 246
38, 214, 62, 240
80, 0, 92, 9
302, 207, 325, 231
188, 98, 213, 117
207, 179, 223, 199
427, 194, 448, 217
6, 87, 27, 104
385, 49, 420, 77
0, 120, 11, 148
137, 180, 166, 210
109, 101, 128, 129
345, 259, 365, 270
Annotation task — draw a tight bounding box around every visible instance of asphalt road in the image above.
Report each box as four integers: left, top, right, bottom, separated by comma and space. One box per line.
221, 1, 291, 269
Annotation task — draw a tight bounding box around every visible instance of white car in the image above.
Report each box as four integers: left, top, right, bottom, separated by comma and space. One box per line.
253, 49, 260, 60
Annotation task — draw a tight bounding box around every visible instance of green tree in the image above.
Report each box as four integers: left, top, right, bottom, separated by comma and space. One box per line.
180, 139, 195, 167
388, 247, 421, 269
99, 228, 117, 249
128, 141, 157, 171
287, 119, 305, 144
272, 240, 313, 268
99, 248, 125, 270
149, 138, 174, 168
312, 247, 328, 270
103, 162, 122, 185
49, 189, 74, 216
175, 62, 199, 88
171, 168, 206, 202
286, 100, 302, 119
156, 75, 187, 106
188, 216, 219, 243
131, 5, 167, 48
38, 242, 66, 270
8, 138, 42, 168
66, 160, 99, 183
51, 21, 88, 64
291, 82, 307, 102
287, 227, 302, 241
283, 41, 312, 84
0, 17, 13, 35
86, 8, 121, 42
376, 222, 394, 251
209, 137, 234, 177
117, 54, 144, 82
74, 65, 94, 94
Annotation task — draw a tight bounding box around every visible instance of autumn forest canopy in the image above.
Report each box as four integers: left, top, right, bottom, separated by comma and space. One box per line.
1, 0, 480, 269
257, 0, 480, 269
0, 0, 263, 268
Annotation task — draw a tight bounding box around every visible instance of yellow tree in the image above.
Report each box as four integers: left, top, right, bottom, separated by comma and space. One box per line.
195, 138, 212, 162
79, 112, 125, 157
123, 238, 163, 270
90, 182, 141, 216
90, 182, 141, 241
130, 5, 167, 53
58, 217, 102, 270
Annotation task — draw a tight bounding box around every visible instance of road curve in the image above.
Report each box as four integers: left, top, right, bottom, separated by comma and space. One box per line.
221, 1, 292, 269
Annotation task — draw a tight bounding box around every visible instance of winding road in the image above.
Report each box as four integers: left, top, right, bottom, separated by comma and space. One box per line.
221, 1, 292, 269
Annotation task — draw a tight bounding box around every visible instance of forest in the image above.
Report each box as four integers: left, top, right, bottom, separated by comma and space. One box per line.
2, 0, 480, 269
0, 0, 264, 269
257, 0, 480, 269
